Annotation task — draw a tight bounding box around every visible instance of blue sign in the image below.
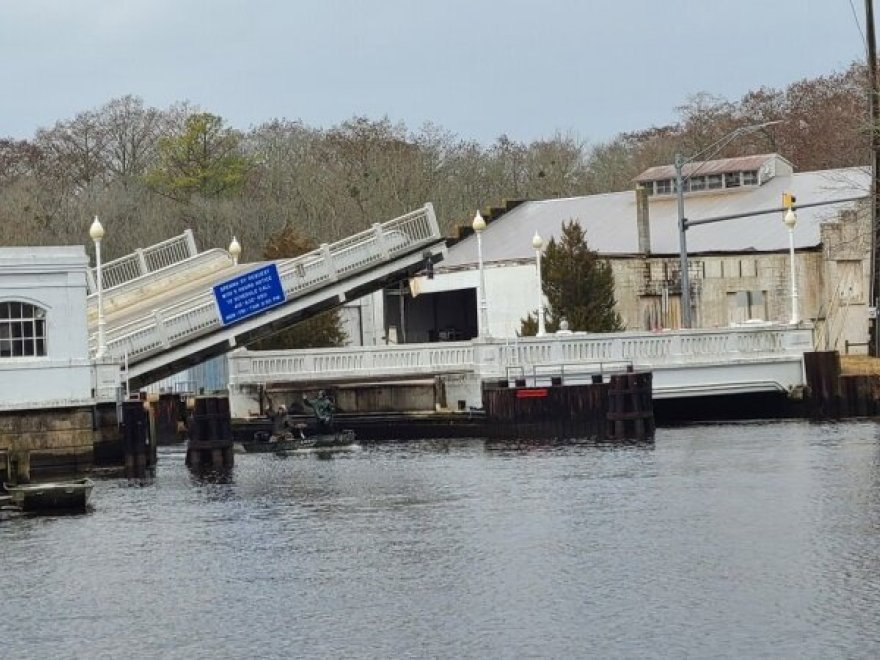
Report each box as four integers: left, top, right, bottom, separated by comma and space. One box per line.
213, 264, 286, 326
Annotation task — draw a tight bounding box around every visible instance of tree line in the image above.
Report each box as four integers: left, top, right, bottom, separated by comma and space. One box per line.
0, 61, 871, 262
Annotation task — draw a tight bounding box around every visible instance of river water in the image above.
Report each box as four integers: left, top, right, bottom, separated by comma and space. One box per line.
2, 420, 879, 659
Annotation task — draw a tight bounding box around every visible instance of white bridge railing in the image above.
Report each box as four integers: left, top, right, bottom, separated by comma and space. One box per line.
92, 204, 442, 361
231, 342, 476, 384
87, 229, 198, 293
228, 325, 814, 387
87, 248, 234, 318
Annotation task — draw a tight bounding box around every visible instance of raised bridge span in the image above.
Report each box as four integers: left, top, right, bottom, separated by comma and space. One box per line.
87, 204, 445, 389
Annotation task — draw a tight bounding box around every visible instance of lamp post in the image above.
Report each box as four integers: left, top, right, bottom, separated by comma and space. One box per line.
228, 236, 242, 265
532, 231, 546, 336
675, 120, 781, 328
472, 211, 489, 337
89, 215, 107, 358
783, 207, 799, 325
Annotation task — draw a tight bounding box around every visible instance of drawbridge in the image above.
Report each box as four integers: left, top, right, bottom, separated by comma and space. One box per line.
88, 204, 445, 389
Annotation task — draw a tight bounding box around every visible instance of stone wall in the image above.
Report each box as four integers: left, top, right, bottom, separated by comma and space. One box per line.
0, 407, 95, 481
245, 381, 439, 418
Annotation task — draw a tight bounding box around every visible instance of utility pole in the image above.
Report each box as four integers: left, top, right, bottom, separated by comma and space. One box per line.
866, 0, 880, 355
675, 154, 691, 328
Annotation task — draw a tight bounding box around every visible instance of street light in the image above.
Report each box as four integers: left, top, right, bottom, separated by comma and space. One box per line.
783, 207, 799, 325
89, 215, 107, 358
675, 120, 782, 328
228, 236, 242, 265
472, 211, 489, 337
532, 231, 546, 336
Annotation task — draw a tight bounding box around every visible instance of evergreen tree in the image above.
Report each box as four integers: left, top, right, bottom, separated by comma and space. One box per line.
249, 225, 347, 349
145, 112, 250, 201
520, 219, 622, 335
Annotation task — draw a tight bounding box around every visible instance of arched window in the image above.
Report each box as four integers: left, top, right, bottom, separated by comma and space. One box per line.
0, 301, 47, 357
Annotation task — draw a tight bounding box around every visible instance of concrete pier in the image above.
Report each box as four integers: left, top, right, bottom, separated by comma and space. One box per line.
0, 407, 95, 482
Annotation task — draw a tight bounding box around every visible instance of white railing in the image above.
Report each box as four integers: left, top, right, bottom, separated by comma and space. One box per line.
228, 325, 814, 386
230, 341, 475, 384
87, 248, 233, 317
92, 204, 441, 359
87, 229, 198, 293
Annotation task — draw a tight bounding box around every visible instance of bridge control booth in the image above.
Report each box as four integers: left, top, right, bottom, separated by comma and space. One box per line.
0, 246, 101, 481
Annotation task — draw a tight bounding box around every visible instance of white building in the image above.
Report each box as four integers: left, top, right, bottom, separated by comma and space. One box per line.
0, 246, 93, 408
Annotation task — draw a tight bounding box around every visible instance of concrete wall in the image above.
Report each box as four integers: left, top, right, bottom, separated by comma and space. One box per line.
338, 291, 385, 346
0, 407, 95, 480
231, 381, 439, 419
0, 246, 92, 408
820, 208, 872, 353
611, 251, 826, 331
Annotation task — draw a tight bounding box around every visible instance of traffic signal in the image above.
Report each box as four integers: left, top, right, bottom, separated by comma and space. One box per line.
782, 192, 797, 209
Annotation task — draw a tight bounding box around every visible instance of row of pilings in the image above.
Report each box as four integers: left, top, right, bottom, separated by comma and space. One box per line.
483, 371, 655, 443
110, 394, 234, 479
109, 373, 653, 479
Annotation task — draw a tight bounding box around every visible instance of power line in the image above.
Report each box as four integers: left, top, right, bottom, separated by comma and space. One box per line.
851, 0, 868, 52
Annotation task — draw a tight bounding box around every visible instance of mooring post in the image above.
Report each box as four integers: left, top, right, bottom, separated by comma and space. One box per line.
8, 449, 30, 484
186, 395, 235, 470
121, 400, 149, 479
606, 371, 654, 442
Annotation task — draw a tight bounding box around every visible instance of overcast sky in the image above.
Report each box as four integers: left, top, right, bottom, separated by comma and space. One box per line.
0, 0, 869, 145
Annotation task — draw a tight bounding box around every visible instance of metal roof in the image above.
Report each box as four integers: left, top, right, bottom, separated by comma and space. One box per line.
442, 166, 869, 268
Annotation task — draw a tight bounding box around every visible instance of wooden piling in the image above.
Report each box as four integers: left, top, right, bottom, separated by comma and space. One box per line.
150, 393, 187, 445
804, 350, 842, 417
185, 395, 234, 469
121, 400, 154, 479
7, 449, 30, 484
606, 372, 654, 442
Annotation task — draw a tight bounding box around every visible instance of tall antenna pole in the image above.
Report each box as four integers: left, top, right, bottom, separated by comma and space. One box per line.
867, 0, 880, 355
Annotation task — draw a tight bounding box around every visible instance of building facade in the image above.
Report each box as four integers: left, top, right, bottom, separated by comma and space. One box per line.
0, 247, 93, 407
0, 246, 98, 480
380, 154, 870, 351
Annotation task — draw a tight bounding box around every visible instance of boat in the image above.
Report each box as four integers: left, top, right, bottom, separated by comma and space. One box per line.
240, 428, 358, 454
3, 478, 94, 512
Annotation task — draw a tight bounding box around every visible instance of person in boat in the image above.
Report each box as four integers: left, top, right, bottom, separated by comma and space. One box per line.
269, 404, 288, 440
302, 390, 336, 433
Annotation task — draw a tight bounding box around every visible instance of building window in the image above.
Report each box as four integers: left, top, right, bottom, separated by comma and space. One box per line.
742, 170, 758, 186
724, 172, 741, 188
689, 176, 706, 192
0, 301, 47, 357
640, 182, 654, 196
706, 174, 723, 190
727, 290, 767, 324
656, 179, 672, 194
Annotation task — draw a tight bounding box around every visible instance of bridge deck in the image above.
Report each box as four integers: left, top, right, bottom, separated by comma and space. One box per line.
91, 204, 446, 387
225, 325, 814, 410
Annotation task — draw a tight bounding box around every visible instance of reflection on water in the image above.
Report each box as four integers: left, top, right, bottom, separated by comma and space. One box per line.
2, 420, 880, 659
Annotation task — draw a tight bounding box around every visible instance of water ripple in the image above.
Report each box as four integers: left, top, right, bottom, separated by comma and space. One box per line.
2, 421, 880, 658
